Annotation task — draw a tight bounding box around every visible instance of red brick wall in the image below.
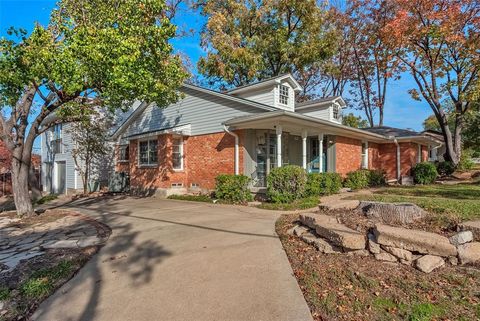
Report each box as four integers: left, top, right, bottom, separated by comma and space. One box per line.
335, 136, 362, 176
117, 131, 244, 191
368, 142, 380, 170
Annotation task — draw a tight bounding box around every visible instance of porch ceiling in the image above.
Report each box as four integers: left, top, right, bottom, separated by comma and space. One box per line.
225, 111, 388, 142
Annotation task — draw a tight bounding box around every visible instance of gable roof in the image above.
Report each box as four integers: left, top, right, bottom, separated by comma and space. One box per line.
110, 83, 279, 140
227, 74, 303, 94
295, 96, 346, 110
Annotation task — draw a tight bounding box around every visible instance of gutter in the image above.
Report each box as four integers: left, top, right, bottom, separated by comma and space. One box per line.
223, 125, 239, 175
391, 137, 401, 181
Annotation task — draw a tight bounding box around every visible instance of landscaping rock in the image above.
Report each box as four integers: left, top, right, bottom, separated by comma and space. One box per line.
359, 201, 426, 224
457, 242, 480, 265
375, 252, 398, 262
449, 231, 473, 246
346, 249, 370, 257
374, 224, 457, 257
293, 225, 310, 237
415, 255, 445, 273
400, 259, 412, 266
42, 239, 79, 249
459, 220, 480, 241
300, 214, 366, 250
383, 246, 413, 261
300, 232, 342, 254
367, 233, 381, 254
448, 256, 458, 266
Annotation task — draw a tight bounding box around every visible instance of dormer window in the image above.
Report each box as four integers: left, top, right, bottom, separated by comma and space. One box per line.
279, 85, 289, 105
333, 104, 340, 120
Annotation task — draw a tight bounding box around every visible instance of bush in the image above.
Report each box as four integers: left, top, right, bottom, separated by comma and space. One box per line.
344, 169, 386, 190
368, 169, 387, 186
344, 169, 370, 190
267, 165, 307, 203
412, 162, 438, 184
215, 174, 252, 203
458, 149, 475, 171
435, 161, 455, 176
305, 172, 342, 196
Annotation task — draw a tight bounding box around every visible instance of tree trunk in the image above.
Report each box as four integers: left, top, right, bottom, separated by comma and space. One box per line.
11, 150, 34, 217
438, 112, 459, 165
29, 165, 42, 202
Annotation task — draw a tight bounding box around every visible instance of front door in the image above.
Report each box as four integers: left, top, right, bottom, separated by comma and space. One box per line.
309, 138, 327, 173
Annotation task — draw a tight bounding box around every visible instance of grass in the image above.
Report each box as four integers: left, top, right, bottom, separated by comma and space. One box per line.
167, 194, 214, 203
34, 194, 58, 205
0, 287, 10, 300
351, 183, 480, 221
257, 196, 319, 211
20, 260, 73, 298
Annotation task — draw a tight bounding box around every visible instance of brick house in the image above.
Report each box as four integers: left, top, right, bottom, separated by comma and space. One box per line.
111, 74, 442, 195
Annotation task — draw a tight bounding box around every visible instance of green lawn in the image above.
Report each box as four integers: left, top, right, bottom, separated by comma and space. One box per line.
352, 183, 480, 222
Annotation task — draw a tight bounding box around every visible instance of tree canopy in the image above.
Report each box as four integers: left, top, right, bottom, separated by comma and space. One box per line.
0, 0, 188, 216
197, 0, 337, 92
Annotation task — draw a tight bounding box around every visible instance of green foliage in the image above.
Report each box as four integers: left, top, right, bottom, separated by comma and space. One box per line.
435, 161, 455, 176
458, 149, 475, 171
344, 169, 387, 190
408, 303, 443, 321
167, 194, 213, 203
20, 260, 73, 298
198, 0, 336, 90
0, 287, 10, 300
266, 165, 307, 203
342, 112, 369, 128
344, 169, 370, 190
305, 172, 342, 196
257, 196, 319, 211
412, 162, 438, 184
215, 174, 252, 203
34, 194, 58, 205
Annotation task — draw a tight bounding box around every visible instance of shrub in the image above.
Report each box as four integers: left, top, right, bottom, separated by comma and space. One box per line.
267, 165, 307, 203
458, 149, 475, 171
368, 169, 387, 186
435, 161, 455, 176
215, 174, 252, 203
305, 172, 342, 196
412, 162, 438, 184
344, 169, 370, 190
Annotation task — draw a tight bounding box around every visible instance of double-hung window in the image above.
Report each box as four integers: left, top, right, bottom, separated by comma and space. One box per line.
139, 139, 158, 166
361, 141, 368, 169
172, 136, 184, 170
279, 85, 289, 105
51, 124, 63, 154
118, 145, 129, 162
333, 104, 340, 120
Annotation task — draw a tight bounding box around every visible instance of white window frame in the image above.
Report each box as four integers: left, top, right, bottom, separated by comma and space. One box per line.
361, 141, 369, 169
172, 136, 184, 171
332, 104, 340, 120
118, 145, 129, 162
279, 85, 289, 105
138, 138, 158, 167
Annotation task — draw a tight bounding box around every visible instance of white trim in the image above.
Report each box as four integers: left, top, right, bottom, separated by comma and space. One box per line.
128, 124, 192, 141
301, 129, 307, 169
276, 125, 282, 167
137, 138, 158, 167
361, 141, 369, 169
417, 144, 422, 163
318, 133, 324, 173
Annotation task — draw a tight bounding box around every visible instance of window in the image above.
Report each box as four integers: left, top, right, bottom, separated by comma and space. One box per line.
138, 139, 158, 166
361, 141, 368, 169
333, 104, 340, 120
51, 124, 63, 154
118, 145, 129, 162
279, 85, 289, 105
172, 136, 183, 170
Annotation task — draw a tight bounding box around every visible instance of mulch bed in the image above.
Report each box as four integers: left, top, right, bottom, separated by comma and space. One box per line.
277, 214, 480, 321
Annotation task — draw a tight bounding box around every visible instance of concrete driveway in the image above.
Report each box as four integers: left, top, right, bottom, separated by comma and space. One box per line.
32, 196, 313, 321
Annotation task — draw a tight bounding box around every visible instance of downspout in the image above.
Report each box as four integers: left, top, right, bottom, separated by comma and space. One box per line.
223, 125, 239, 175
393, 138, 401, 181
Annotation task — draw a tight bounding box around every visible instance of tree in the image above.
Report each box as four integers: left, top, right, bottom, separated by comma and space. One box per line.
67, 111, 113, 195
382, 0, 480, 165
422, 114, 442, 131
0, 0, 188, 216
342, 112, 369, 128
346, 0, 400, 127
197, 0, 337, 93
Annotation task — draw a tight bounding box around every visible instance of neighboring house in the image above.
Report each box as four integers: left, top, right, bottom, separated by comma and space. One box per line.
421, 130, 446, 162
40, 103, 140, 194
111, 74, 443, 195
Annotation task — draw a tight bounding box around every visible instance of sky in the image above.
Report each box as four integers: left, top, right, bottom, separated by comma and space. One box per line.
0, 0, 434, 140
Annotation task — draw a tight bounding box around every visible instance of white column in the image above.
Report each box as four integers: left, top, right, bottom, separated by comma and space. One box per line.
318, 134, 324, 173
276, 125, 282, 168
301, 129, 307, 169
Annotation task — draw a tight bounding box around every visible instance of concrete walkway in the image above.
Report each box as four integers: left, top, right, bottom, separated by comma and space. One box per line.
32, 196, 313, 321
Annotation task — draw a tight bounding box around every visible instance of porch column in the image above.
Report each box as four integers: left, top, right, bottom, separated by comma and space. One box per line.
276, 125, 282, 167
301, 129, 307, 169
318, 133, 324, 173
